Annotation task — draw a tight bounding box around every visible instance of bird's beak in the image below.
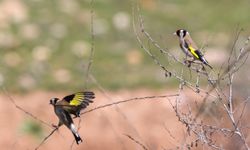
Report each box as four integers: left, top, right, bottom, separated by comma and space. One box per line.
173, 32, 177, 35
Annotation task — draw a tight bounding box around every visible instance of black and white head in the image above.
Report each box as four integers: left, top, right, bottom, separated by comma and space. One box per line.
174, 29, 189, 38
50, 98, 59, 105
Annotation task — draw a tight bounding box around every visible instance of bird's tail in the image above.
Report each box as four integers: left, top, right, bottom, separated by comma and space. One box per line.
70, 124, 83, 144
73, 132, 82, 144
206, 63, 213, 69
200, 56, 213, 69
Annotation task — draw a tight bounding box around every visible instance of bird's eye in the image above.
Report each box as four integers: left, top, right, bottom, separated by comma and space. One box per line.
183, 31, 186, 36
50, 98, 58, 104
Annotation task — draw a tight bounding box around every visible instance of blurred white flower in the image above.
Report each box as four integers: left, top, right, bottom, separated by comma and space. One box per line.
0, 0, 27, 24
71, 41, 90, 57
140, 0, 156, 10
32, 46, 51, 61
18, 74, 36, 90
49, 23, 67, 39
76, 10, 90, 25
45, 38, 59, 51
4, 52, 22, 67
59, 0, 79, 14
94, 19, 109, 35
0, 32, 17, 48
19, 23, 40, 40
112, 12, 130, 30
30, 61, 46, 75
126, 49, 143, 65
53, 69, 71, 83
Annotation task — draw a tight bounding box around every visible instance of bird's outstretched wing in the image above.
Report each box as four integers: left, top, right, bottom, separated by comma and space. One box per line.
62, 91, 95, 108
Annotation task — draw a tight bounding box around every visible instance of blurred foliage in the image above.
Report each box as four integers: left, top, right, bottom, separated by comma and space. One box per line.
19, 119, 44, 139
0, 0, 249, 92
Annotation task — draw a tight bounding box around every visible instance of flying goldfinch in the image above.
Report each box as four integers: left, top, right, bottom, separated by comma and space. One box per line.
50, 91, 95, 144
174, 29, 213, 69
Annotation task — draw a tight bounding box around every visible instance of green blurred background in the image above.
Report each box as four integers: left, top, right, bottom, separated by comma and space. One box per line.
0, 0, 250, 92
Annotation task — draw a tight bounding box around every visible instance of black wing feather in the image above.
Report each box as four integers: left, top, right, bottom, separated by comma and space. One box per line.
63, 94, 75, 103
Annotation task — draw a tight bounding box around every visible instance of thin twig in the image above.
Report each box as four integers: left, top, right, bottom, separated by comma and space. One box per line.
2, 86, 52, 128
124, 134, 149, 150
34, 128, 57, 150
89, 73, 144, 149
84, 0, 95, 89
81, 94, 179, 115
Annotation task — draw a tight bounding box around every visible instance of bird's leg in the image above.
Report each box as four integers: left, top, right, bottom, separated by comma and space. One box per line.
52, 123, 59, 129
201, 64, 206, 71
187, 60, 192, 68
76, 113, 80, 118
184, 56, 193, 67
52, 121, 62, 129
183, 54, 188, 64
185, 59, 194, 68
72, 114, 79, 119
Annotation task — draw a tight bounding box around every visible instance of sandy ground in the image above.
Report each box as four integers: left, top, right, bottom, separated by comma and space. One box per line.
0, 89, 249, 150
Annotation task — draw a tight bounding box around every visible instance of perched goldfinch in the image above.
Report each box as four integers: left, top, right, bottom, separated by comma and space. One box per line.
50, 91, 95, 144
174, 29, 213, 69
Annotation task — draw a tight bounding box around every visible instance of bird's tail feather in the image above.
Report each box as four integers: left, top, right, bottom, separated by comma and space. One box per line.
206, 64, 213, 69
70, 124, 83, 144
73, 132, 82, 144
200, 56, 213, 69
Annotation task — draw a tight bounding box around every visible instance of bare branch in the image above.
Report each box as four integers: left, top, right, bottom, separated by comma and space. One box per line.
84, 0, 95, 89
34, 128, 57, 150
81, 94, 179, 115
124, 134, 149, 150
1, 86, 52, 128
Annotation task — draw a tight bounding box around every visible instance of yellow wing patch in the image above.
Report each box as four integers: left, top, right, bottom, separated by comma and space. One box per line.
69, 93, 84, 106
188, 46, 199, 59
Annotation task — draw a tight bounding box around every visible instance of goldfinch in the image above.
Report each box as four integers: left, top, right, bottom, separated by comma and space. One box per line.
50, 91, 95, 144
174, 29, 213, 69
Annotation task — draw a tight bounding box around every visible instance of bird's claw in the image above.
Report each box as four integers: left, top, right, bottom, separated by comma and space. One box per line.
184, 60, 192, 67
52, 124, 59, 129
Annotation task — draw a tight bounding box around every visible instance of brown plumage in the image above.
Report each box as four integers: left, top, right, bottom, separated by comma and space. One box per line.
174, 29, 213, 69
